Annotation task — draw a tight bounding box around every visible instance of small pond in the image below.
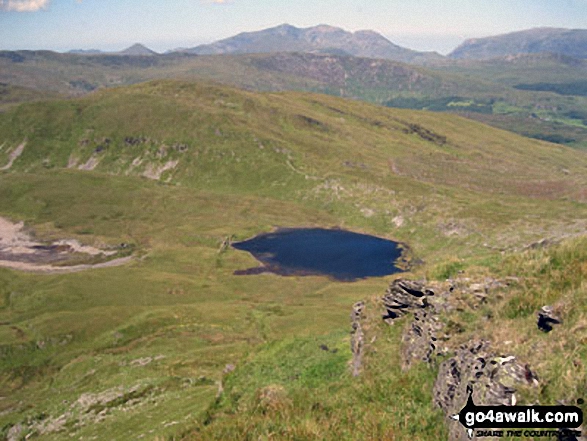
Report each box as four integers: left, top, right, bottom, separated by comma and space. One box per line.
232, 228, 405, 282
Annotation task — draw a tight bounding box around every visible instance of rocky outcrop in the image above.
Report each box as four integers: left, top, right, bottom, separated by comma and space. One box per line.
382, 279, 434, 322
381, 279, 446, 369
403, 123, 447, 146
350, 301, 365, 377
537, 305, 562, 332
433, 340, 539, 440
374, 277, 540, 440
142, 159, 179, 180
401, 308, 443, 370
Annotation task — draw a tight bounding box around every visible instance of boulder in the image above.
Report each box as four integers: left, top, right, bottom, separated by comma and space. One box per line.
537, 305, 562, 332
382, 279, 434, 323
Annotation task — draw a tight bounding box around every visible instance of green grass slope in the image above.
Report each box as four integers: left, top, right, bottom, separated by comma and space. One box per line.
1, 81, 587, 439
3, 50, 587, 149
0, 83, 59, 113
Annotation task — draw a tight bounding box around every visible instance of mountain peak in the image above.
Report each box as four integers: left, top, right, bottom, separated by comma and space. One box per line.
273, 23, 296, 30
309, 24, 343, 33
119, 43, 158, 56
180, 24, 440, 63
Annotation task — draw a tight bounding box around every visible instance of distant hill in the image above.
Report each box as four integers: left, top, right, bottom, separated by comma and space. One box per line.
118, 43, 158, 56
2, 48, 587, 149
0, 50, 493, 101
429, 52, 587, 86
178, 23, 442, 63
67, 44, 157, 56
449, 27, 587, 60
68, 49, 103, 55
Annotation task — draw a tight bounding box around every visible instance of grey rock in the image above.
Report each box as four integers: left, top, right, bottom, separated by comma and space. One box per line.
7, 423, 23, 441
382, 279, 434, 322
401, 308, 443, 369
350, 301, 365, 377
537, 305, 562, 332
433, 341, 539, 440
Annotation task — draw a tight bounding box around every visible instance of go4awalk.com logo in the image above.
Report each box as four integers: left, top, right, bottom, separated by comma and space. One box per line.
452, 386, 583, 439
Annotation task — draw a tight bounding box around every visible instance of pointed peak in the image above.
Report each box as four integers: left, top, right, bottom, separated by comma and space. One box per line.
119, 43, 158, 56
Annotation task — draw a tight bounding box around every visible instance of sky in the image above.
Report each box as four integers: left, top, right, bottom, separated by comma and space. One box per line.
0, 0, 586, 54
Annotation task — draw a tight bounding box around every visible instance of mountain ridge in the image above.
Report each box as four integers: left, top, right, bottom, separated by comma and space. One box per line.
67, 43, 158, 56
178, 23, 443, 63
449, 27, 587, 60
119, 43, 158, 56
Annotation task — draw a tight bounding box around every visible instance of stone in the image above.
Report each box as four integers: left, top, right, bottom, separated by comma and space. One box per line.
401, 308, 443, 369
350, 301, 365, 377
537, 305, 562, 332
381, 279, 434, 322
433, 341, 539, 441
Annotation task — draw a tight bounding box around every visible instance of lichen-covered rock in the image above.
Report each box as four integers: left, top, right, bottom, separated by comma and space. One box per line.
401, 308, 443, 370
433, 340, 539, 440
382, 279, 434, 323
369, 276, 540, 438
7, 423, 23, 441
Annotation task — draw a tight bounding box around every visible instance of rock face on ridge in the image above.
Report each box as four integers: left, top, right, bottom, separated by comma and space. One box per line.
364, 277, 541, 440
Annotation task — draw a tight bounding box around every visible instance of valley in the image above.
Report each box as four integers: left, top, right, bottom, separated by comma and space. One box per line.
0, 79, 586, 439
1, 16, 587, 440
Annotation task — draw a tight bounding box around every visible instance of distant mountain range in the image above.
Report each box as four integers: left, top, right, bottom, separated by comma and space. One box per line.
63, 26, 587, 63
175, 24, 443, 64
68, 49, 103, 55
449, 27, 587, 60
68, 43, 158, 56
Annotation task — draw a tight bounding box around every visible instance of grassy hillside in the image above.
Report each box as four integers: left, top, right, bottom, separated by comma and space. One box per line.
0, 83, 60, 113
3, 80, 587, 253
432, 53, 587, 87
3, 49, 587, 150
184, 230, 587, 441
1, 81, 587, 439
0, 51, 485, 99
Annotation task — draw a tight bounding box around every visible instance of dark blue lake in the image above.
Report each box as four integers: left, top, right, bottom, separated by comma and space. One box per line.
232, 228, 405, 281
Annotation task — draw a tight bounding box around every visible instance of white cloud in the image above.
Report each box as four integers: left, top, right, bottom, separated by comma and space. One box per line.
0, 0, 50, 12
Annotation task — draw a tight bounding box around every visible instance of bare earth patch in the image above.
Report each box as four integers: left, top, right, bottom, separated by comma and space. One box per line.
0, 216, 132, 273
0, 141, 26, 171
143, 160, 179, 180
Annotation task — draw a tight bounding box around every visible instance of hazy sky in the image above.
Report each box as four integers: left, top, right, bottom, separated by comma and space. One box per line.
1, 0, 586, 54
